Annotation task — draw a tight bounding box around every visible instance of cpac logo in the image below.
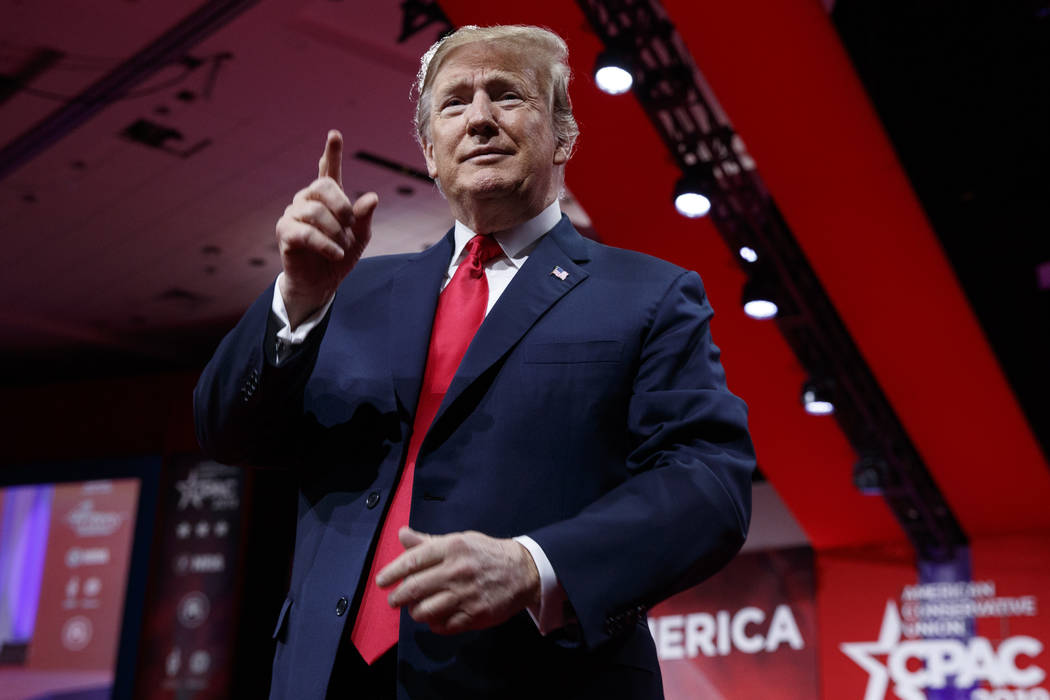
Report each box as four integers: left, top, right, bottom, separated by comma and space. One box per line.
175, 469, 238, 511
841, 601, 1046, 700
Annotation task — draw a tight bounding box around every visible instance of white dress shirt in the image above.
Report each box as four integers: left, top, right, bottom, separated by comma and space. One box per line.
270, 200, 568, 634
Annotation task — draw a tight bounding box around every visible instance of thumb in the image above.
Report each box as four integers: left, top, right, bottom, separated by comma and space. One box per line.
350, 191, 379, 247
398, 526, 428, 549
317, 129, 343, 187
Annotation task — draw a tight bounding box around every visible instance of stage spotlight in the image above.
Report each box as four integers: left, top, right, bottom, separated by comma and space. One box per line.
739, 246, 758, 263
594, 50, 633, 95
741, 276, 778, 320
801, 380, 835, 416
673, 167, 714, 218
853, 455, 887, 495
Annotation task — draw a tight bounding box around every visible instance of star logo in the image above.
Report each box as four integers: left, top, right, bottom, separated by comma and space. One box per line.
174, 469, 239, 510
841, 600, 1049, 700
175, 470, 206, 510
840, 600, 926, 700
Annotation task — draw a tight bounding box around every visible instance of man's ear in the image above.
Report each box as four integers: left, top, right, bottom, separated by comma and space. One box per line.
423, 139, 439, 179
553, 140, 570, 166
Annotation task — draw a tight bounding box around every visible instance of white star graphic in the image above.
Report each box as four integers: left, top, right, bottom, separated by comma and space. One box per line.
840, 600, 925, 700
175, 470, 205, 509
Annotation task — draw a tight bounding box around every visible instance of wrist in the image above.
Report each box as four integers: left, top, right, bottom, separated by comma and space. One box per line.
513, 540, 542, 610
279, 276, 334, 329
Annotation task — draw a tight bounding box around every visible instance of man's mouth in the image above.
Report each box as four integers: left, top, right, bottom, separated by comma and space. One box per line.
462, 148, 511, 162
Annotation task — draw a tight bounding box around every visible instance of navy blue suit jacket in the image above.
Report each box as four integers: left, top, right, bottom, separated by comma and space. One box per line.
194, 216, 755, 699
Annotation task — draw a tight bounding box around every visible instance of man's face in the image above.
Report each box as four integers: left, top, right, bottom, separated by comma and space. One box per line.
423, 42, 569, 224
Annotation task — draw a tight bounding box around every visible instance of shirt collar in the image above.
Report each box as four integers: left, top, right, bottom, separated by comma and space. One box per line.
451, 200, 562, 270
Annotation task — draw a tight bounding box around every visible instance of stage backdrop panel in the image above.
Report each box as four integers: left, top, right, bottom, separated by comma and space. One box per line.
133, 456, 245, 699
818, 535, 1050, 700
967, 534, 1049, 700
25, 478, 140, 671
647, 546, 819, 699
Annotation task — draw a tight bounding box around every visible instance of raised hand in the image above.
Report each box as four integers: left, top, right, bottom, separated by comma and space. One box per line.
275, 130, 378, 327
378, 528, 541, 635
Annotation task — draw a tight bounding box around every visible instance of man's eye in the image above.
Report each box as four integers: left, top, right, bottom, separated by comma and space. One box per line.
442, 98, 466, 109
499, 93, 521, 101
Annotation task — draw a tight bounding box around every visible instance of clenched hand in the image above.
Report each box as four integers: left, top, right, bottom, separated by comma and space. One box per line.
378, 527, 541, 635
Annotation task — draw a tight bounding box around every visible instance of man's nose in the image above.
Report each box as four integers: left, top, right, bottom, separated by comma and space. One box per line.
466, 93, 498, 137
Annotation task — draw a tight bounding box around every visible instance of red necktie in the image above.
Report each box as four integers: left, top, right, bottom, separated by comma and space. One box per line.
351, 234, 503, 663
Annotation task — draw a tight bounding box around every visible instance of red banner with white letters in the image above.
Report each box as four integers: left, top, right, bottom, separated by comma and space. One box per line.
647, 546, 820, 699
818, 535, 1050, 700
650, 536, 1050, 700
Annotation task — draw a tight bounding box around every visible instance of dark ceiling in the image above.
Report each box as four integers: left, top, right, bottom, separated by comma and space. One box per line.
830, 0, 1050, 460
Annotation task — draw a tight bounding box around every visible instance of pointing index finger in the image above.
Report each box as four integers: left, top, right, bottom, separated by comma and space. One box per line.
317, 129, 343, 187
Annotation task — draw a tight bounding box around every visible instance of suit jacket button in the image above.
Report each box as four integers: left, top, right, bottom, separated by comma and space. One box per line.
366, 490, 381, 509
335, 597, 349, 616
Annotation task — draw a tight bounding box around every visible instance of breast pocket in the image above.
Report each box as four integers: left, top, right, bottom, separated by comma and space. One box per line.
518, 340, 630, 421
523, 340, 623, 364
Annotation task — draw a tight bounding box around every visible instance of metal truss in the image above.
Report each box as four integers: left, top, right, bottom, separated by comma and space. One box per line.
577, 0, 967, 560
398, 0, 453, 44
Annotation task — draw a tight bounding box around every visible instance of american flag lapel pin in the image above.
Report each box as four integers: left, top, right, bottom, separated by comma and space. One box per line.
550, 266, 569, 281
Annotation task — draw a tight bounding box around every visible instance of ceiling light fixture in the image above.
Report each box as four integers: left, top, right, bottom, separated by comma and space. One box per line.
673, 165, 715, 218
741, 276, 778, 320
801, 379, 835, 416
593, 49, 634, 95
853, 455, 888, 495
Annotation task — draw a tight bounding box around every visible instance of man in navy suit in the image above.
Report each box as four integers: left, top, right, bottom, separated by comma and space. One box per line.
195, 25, 754, 700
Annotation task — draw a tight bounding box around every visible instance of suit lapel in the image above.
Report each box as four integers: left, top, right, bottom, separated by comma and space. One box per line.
389, 230, 454, 416
427, 217, 591, 439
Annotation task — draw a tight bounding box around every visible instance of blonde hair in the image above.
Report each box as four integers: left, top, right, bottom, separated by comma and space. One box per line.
413, 25, 579, 157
